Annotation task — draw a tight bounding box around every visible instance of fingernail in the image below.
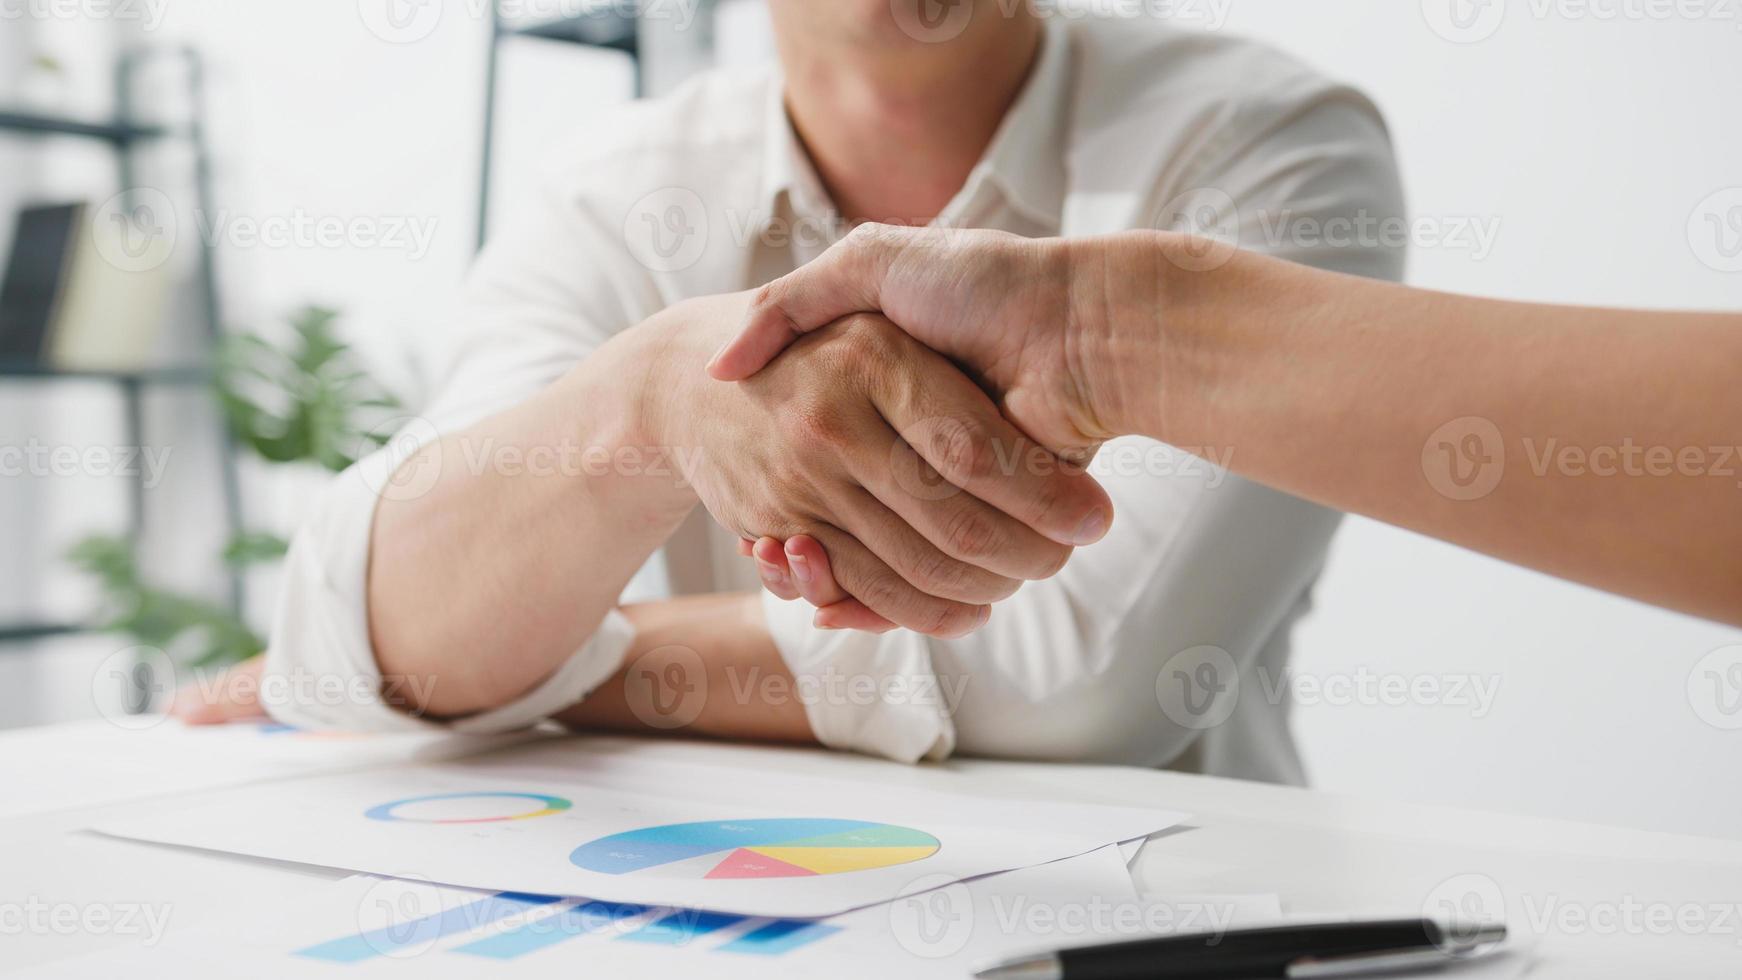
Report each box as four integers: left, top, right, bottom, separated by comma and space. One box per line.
1072, 510, 1108, 546
757, 560, 787, 589
787, 550, 812, 584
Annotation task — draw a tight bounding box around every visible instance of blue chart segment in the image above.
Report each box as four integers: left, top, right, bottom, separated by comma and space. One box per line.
720, 919, 845, 956
570, 818, 941, 879
295, 892, 843, 963
293, 892, 561, 963
451, 900, 647, 960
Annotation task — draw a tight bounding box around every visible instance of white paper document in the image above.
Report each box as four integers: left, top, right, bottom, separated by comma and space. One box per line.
0, 718, 531, 819
17, 847, 1143, 979
89, 741, 1185, 918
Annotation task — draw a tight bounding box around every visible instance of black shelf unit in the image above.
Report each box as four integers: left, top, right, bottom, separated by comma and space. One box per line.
0, 47, 244, 648
478, 2, 721, 249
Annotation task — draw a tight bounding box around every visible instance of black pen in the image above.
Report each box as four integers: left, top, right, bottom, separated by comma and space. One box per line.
973, 918, 1507, 980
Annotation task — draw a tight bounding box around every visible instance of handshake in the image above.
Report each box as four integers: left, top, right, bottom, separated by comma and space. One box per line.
653, 224, 1178, 636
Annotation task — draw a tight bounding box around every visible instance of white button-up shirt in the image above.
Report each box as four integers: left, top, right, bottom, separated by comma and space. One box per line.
263, 17, 1406, 782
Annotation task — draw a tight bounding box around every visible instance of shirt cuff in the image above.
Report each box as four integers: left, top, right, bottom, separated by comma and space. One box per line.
759, 591, 955, 763
261, 445, 634, 734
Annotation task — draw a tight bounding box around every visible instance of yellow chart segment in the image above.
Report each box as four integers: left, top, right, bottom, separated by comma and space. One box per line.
745, 845, 939, 875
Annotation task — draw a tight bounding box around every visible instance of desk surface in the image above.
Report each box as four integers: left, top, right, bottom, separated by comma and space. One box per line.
3, 724, 1738, 976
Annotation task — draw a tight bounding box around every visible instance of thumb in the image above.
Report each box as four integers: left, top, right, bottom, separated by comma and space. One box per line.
706, 224, 898, 381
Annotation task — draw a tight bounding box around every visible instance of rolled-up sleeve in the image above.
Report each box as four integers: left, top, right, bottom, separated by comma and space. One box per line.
262, 170, 655, 733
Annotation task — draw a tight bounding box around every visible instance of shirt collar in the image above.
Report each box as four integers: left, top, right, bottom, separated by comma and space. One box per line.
953, 18, 1071, 229
757, 19, 1071, 232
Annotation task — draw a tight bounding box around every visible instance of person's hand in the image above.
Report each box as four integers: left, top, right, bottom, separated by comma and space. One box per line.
708, 224, 1143, 460
641, 293, 1113, 637
169, 654, 269, 724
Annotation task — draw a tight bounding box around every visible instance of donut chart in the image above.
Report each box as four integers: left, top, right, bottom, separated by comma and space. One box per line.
570, 818, 939, 879
364, 791, 573, 824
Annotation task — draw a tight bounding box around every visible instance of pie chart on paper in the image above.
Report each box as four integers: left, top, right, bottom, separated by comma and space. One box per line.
570, 818, 940, 880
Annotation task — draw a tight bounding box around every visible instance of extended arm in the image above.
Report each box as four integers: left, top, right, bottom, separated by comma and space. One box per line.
714, 226, 1742, 626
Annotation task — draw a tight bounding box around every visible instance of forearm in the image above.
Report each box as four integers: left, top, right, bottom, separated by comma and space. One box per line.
368, 328, 697, 718
1089, 232, 1742, 623
555, 593, 817, 745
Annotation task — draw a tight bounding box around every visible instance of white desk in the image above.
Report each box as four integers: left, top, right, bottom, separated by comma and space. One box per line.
3, 724, 1739, 976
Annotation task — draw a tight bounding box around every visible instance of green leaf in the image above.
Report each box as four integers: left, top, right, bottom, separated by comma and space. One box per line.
216, 305, 401, 473
222, 532, 290, 567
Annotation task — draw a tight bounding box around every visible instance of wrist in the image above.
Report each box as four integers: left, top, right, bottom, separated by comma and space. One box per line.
1060, 232, 1173, 441
564, 316, 711, 518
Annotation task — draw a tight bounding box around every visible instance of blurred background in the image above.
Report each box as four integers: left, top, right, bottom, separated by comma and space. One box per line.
1, 0, 1737, 839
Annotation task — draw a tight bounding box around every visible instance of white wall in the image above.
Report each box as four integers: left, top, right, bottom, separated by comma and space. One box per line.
4, 0, 1737, 839
1197, 0, 1742, 840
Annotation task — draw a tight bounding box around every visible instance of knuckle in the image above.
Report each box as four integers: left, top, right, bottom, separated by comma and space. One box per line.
942, 506, 1003, 563
784, 403, 851, 451
933, 417, 1001, 484
911, 548, 973, 598
748, 279, 782, 316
